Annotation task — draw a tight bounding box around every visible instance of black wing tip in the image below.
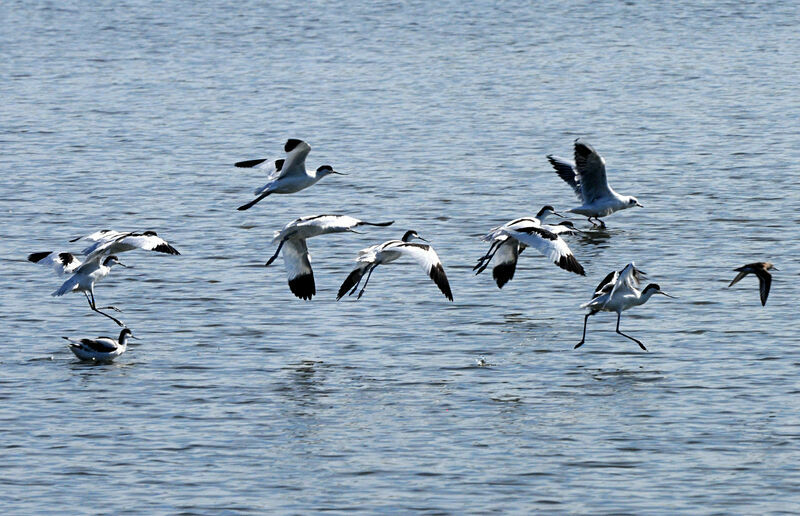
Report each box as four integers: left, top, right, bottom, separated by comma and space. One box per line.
430, 264, 453, 301
28, 251, 52, 263
289, 273, 316, 300
235, 158, 268, 168
284, 138, 304, 153
557, 254, 585, 276
492, 262, 516, 289
153, 243, 181, 255
336, 268, 364, 300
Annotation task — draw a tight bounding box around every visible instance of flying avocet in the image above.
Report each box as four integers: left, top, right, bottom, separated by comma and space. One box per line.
337, 230, 453, 301
575, 263, 674, 351
64, 327, 137, 362
236, 139, 344, 211
47, 229, 181, 326
547, 139, 642, 227
474, 205, 581, 288
265, 214, 394, 300
728, 262, 776, 306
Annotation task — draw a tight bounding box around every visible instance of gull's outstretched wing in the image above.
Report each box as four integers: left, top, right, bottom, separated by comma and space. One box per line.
574, 139, 613, 203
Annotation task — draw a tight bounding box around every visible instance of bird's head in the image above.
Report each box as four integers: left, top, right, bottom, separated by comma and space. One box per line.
316, 165, 345, 177
764, 262, 777, 271
104, 255, 128, 268
119, 328, 139, 341
627, 196, 643, 208
642, 283, 675, 299
536, 205, 564, 220
402, 230, 428, 243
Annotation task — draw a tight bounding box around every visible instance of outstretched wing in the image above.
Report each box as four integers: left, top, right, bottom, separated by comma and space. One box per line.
547, 155, 582, 200
279, 139, 312, 178
393, 243, 453, 301
755, 269, 772, 306
491, 240, 519, 289
83, 231, 180, 259
28, 251, 82, 276
282, 239, 315, 300
501, 226, 584, 275
573, 139, 613, 203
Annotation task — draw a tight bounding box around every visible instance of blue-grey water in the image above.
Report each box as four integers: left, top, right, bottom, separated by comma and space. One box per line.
2, 0, 800, 512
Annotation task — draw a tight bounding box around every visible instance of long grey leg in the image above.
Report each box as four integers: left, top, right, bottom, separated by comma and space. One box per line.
574, 313, 592, 349
616, 312, 646, 351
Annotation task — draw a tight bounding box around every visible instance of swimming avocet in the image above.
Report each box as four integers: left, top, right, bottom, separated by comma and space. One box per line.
547, 139, 642, 227
265, 215, 394, 300
236, 139, 344, 211
337, 230, 453, 301
575, 263, 674, 351
64, 328, 137, 362
728, 262, 776, 306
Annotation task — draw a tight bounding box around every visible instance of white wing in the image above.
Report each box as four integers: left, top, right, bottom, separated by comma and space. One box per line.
500, 225, 584, 275
390, 243, 453, 300
252, 160, 286, 194
69, 229, 126, 244
491, 240, 520, 289
573, 139, 613, 203
83, 231, 180, 260
281, 239, 315, 300
278, 139, 312, 179
27, 251, 82, 276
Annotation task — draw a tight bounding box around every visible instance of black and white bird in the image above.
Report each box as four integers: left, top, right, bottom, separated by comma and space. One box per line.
475, 218, 585, 287
48, 229, 180, 326
728, 262, 776, 306
236, 139, 344, 211
265, 215, 395, 300
27, 251, 82, 276
72, 230, 180, 257
575, 263, 674, 351
547, 139, 642, 227
337, 230, 453, 301
64, 328, 137, 362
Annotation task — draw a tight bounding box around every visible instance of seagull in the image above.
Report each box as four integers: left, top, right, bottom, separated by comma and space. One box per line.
575, 263, 674, 351
27, 251, 82, 276
265, 214, 395, 300
728, 262, 776, 306
474, 217, 585, 287
547, 139, 642, 227
64, 328, 137, 362
236, 139, 345, 211
337, 230, 453, 301
52, 254, 128, 327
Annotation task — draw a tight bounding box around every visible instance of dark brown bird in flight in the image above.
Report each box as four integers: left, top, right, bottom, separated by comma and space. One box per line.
728, 262, 776, 306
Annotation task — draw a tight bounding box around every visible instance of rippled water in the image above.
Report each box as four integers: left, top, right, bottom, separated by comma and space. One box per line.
2, 0, 800, 512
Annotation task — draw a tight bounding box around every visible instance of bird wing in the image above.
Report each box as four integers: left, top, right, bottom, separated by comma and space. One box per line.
594, 270, 618, 295
297, 214, 361, 232
501, 226, 584, 275
573, 139, 613, 203
27, 251, 82, 276
728, 268, 750, 287
83, 337, 118, 353
84, 232, 180, 259
755, 269, 772, 306
547, 155, 582, 200
392, 243, 453, 300
249, 159, 287, 193
279, 139, 312, 178
282, 238, 315, 300
69, 229, 125, 243
492, 240, 519, 289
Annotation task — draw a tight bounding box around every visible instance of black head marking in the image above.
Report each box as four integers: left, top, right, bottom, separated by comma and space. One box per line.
317, 165, 333, 172
103, 255, 120, 266
643, 283, 661, 294
284, 139, 303, 153
402, 230, 418, 242
120, 328, 133, 337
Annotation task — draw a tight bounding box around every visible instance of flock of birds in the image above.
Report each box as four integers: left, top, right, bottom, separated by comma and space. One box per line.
28, 138, 775, 361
